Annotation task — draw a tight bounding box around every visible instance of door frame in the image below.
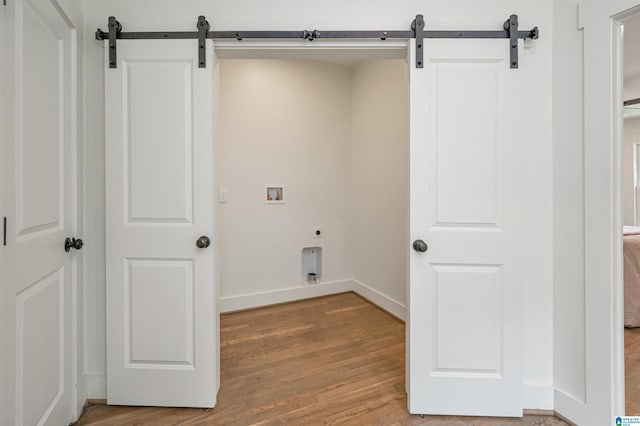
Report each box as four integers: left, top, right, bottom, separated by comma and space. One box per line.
211, 36, 412, 398
581, 0, 640, 422
635, 143, 640, 226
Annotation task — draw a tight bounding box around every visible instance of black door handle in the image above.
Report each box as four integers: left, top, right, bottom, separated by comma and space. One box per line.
65, 237, 84, 252
413, 239, 428, 253
196, 236, 211, 248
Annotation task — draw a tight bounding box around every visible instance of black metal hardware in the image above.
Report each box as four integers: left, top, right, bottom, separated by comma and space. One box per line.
108, 16, 121, 69
3, 217, 6, 246
302, 30, 320, 41
64, 237, 84, 252
196, 236, 211, 249
413, 239, 428, 253
197, 16, 209, 68
412, 15, 424, 69
96, 14, 539, 69
94, 28, 538, 42
625, 98, 640, 107
505, 14, 519, 69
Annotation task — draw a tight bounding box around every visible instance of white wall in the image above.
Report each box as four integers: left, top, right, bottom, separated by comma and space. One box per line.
82, 7, 107, 397
82, 0, 554, 407
216, 59, 353, 311
520, 4, 555, 408
216, 58, 408, 316
551, 1, 587, 423
623, 119, 640, 226
58, 0, 83, 26
351, 60, 408, 319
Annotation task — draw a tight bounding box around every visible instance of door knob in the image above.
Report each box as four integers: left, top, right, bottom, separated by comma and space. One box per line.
413, 239, 428, 253
64, 237, 84, 252
196, 236, 211, 248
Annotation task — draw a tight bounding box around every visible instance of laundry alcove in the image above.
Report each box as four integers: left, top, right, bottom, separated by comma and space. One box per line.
214, 49, 409, 315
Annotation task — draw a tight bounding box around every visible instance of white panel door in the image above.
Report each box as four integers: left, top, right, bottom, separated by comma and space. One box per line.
408, 38, 524, 417
1, 0, 76, 425
105, 39, 218, 407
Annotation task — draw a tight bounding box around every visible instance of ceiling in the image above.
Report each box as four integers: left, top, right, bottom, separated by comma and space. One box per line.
214, 40, 408, 68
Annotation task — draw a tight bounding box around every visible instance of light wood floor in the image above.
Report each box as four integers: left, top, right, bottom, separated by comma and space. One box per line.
627, 327, 640, 415
75, 293, 566, 425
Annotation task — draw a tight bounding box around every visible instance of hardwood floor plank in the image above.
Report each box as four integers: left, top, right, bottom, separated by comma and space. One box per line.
626, 327, 640, 415
75, 293, 566, 425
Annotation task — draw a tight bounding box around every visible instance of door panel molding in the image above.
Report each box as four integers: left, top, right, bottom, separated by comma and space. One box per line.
15, 268, 65, 426
105, 39, 217, 408
408, 38, 524, 417
122, 59, 194, 225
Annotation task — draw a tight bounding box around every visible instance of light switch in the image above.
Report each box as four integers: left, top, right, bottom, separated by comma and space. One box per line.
218, 189, 228, 203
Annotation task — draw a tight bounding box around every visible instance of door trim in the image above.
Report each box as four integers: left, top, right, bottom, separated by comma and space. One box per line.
212, 38, 411, 406
581, 0, 640, 422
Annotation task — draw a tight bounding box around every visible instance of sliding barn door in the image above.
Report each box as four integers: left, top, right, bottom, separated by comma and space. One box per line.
105, 40, 218, 407
1, 0, 76, 424
408, 38, 525, 416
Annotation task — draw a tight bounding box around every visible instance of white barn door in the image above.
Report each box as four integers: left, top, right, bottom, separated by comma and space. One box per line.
105, 40, 218, 407
408, 38, 525, 417
1, 0, 77, 424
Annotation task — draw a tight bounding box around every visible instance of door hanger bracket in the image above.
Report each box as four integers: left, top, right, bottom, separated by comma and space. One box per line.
505, 14, 519, 69
107, 16, 121, 69
197, 16, 210, 68
95, 16, 122, 68
412, 14, 425, 69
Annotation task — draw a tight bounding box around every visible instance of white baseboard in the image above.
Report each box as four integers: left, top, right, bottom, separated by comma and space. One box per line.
523, 383, 553, 410
351, 279, 406, 321
218, 279, 353, 313
86, 373, 106, 400
554, 389, 586, 425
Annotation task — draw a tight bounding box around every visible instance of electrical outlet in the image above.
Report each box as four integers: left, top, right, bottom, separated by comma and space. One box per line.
313, 227, 322, 238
